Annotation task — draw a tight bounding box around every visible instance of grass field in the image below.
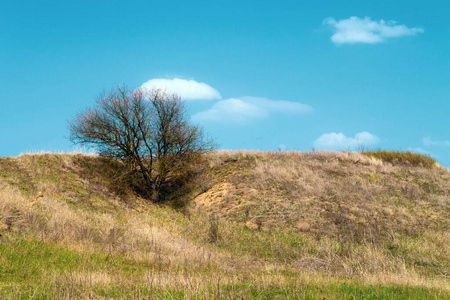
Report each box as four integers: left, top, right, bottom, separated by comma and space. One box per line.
0, 151, 449, 299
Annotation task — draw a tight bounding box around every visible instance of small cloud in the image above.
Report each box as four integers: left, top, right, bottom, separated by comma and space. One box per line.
423, 137, 450, 147
278, 144, 287, 151
192, 97, 313, 123
314, 131, 380, 149
407, 147, 432, 155
241, 97, 313, 115
140, 78, 221, 100
324, 16, 424, 44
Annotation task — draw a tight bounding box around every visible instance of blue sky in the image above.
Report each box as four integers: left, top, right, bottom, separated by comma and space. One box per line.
1, 0, 449, 166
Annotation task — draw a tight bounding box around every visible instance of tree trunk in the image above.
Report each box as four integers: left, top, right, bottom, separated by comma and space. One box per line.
150, 182, 159, 202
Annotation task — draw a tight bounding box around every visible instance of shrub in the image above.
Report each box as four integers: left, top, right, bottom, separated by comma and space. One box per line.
362, 150, 436, 168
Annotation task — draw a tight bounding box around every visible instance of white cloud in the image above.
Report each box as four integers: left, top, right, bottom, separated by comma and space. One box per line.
324, 16, 424, 44
241, 97, 313, 115
193, 98, 266, 123
192, 97, 313, 123
423, 137, 450, 147
314, 132, 380, 149
407, 147, 432, 155
140, 78, 221, 100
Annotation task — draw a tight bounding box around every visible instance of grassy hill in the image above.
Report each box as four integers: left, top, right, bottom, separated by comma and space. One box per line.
0, 151, 449, 299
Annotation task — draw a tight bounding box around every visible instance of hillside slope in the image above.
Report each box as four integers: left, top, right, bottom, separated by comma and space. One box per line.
197, 150, 449, 242
0, 151, 449, 299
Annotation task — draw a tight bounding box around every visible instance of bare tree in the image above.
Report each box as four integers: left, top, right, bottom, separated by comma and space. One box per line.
69, 86, 214, 202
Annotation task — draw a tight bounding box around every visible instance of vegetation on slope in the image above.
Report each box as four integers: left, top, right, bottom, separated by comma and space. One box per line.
362, 150, 438, 168
193, 151, 449, 277
0, 151, 449, 299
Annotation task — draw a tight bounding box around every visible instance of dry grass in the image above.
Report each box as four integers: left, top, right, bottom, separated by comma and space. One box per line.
0, 151, 449, 298
0, 154, 260, 298
193, 150, 450, 280
199, 150, 448, 230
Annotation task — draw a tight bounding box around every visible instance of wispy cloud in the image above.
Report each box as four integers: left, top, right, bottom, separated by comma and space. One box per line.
423, 137, 450, 147
314, 132, 380, 149
407, 147, 433, 156
192, 97, 313, 123
324, 16, 424, 44
192, 98, 266, 123
140, 78, 221, 100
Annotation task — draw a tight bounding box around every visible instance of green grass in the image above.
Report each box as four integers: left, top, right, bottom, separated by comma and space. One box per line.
1, 236, 447, 300
0, 238, 177, 298
0, 239, 102, 283
213, 282, 449, 299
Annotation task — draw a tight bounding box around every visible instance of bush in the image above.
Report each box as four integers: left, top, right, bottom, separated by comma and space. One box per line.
362, 150, 436, 168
